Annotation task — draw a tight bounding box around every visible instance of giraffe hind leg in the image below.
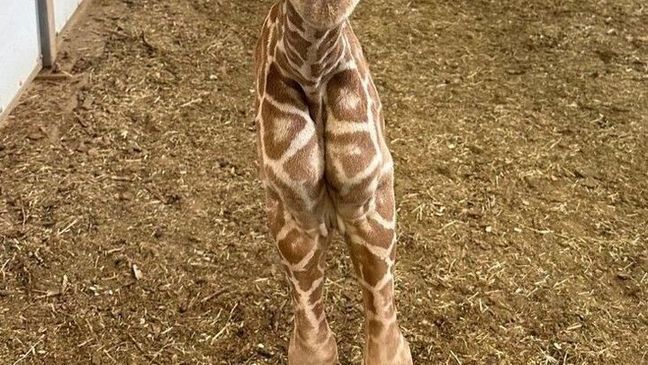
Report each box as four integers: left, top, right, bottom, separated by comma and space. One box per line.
323, 52, 413, 365
259, 90, 337, 363
329, 166, 413, 365
265, 188, 338, 365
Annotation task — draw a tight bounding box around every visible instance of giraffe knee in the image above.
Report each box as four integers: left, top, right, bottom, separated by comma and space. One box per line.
328, 155, 394, 220
328, 172, 379, 221
330, 168, 397, 265
264, 172, 328, 233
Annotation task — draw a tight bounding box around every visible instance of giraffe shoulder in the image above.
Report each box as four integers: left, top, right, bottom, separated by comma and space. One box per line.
326, 68, 368, 121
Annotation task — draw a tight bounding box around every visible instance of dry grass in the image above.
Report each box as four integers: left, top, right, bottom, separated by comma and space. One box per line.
1, 0, 647, 364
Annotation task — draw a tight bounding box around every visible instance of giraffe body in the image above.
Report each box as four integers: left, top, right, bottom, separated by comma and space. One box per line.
254, 1, 413, 364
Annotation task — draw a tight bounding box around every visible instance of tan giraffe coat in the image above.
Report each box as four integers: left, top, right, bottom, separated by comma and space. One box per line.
254, 1, 413, 364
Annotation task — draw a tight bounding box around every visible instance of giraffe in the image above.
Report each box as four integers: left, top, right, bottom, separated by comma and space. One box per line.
254, 1, 413, 364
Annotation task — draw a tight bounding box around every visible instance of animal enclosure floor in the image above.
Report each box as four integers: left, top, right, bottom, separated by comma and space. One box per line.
1, 0, 647, 364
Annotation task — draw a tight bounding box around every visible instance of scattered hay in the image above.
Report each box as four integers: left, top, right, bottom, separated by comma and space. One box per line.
0, 0, 646, 364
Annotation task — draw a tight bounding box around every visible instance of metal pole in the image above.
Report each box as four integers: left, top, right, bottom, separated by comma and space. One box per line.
37, 0, 57, 68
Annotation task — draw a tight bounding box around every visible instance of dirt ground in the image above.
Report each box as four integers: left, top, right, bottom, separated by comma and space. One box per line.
1, 0, 647, 364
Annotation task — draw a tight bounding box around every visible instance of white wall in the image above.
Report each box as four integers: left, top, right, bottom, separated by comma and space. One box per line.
0, 0, 42, 116
55, 0, 84, 33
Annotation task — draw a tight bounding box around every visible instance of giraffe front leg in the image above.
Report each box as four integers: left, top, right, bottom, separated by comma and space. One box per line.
331, 167, 413, 365
266, 191, 338, 365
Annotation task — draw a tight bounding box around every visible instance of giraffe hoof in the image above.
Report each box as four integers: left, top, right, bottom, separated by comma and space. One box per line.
363, 334, 413, 365
288, 332, 339, 365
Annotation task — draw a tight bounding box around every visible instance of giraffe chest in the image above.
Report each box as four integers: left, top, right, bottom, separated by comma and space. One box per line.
303, 88, 326, 125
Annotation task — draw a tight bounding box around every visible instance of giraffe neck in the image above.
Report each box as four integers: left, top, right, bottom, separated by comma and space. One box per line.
276, 0, 350, 89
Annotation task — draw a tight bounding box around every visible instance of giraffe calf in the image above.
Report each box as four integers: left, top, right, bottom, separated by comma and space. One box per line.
254, 1, 413, 364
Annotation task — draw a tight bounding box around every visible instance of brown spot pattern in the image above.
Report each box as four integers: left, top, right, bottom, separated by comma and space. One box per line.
260, 101, 305, 160
327, 69, 367, 121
